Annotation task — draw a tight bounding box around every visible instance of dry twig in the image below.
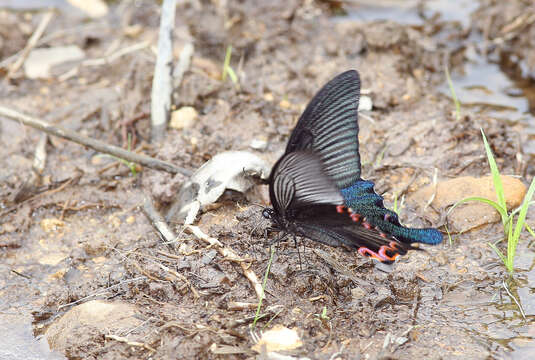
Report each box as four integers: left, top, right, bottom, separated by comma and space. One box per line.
104, 334, 156, 352
7, 10, 54, 78
186, 225, 263, 300
0, 106, 191, 176
142, 197, 178, 244
172, 43, 194, 102
150, 0, 177, 141
33, 133, 48, 173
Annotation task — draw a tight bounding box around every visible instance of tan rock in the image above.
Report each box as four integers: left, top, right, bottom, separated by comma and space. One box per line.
46, 300, 142, 352
409, 175, 527, 233
67, 0, 108, 18
40, 218, 65, 232
251, 325, 303, 353
24, 46, 85, 79
169, 106, 198, 129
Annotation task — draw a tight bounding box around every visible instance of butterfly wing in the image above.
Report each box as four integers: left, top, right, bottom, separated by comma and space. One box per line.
291, 204, 413, 264
269, 151, 344, 216
284, 70, 442, 246
342, 181, 443, 245
269, 151, 413, 263
285, 70, 361, 189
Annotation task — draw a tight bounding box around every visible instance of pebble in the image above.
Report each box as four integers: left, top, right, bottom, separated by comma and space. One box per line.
409, 175, 527, 233
251, 325, 303, 353
46, 300, 142, 352
24, 46, 85, 79
169, 106, 198, 129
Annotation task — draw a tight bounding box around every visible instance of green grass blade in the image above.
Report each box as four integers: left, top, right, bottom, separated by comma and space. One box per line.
252, 246, 275, 328
512, 178, 535, 241
448, 196, 508, 221
481, 129, 507, 225
489, 242, 507, 267
445, 64, 461, 121
445, 224, 453, 246
506, 220, 514, 273
525, 223, 535, 239
226, 66, 238, 84
509, 201, 535, 218
506, 178, 535, 272
222, 45, 232, 81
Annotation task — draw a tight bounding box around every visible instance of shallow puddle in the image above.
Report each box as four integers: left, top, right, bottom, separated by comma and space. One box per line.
346, 0, 479, 27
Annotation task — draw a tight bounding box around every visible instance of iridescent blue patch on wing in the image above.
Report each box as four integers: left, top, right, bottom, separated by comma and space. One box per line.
340, 180, 375, 202
341, 180, 443, 245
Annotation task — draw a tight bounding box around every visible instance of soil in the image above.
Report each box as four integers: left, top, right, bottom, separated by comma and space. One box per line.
1, 0, 535, 359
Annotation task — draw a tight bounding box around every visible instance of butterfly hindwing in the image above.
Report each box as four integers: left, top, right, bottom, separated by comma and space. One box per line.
285, 70, 361, 189
342, 181, 443, 245
290, 204, 412, 263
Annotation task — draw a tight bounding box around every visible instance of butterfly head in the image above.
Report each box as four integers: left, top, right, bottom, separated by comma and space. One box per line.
262, 208, 275, 220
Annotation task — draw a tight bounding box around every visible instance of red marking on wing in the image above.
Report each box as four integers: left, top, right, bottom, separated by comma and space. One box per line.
378, 245, 400, 261
350, 213, 361, 222
358, 242, 401, 263
336, 205, 346, 213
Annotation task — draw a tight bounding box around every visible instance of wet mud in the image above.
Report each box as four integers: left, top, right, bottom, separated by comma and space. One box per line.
1, 0, 535, 359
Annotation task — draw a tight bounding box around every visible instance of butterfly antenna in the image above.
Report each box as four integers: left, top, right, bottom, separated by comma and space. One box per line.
248, 203, 267, 209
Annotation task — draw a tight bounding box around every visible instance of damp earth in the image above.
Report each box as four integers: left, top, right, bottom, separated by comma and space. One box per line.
1, 0, 535, 359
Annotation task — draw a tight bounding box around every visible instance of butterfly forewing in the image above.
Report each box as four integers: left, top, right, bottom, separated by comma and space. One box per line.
285, 70, 361, 189
269, 152, 344, 216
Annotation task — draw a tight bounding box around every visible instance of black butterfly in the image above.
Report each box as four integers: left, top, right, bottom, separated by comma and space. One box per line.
263, 70, 442, 263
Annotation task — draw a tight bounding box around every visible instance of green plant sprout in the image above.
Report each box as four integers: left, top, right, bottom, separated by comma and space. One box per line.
391, 192, 405, 215
97, 133, 138, 176
449, 129, 535, 274
252, 246, 276, 329
445, 224, 454, 246
375, 145, 388, 166
314, 306, 329, 321
445, 64, 461, 121
222, 45, 239, 86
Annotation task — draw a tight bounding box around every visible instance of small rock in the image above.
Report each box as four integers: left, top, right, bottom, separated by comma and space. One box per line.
40, 218, 65, 232
279, 99, 291, 109
24, 46, 85, 79
251, 325, 303, 353
67, 0, 108, 18
263, 93, 274, 102
409, 175, 527, 233
39, 253, 67, 266
351, 286, 366, 300
46, 300, 142, 352
358, 95, 373, 111
201, 249, 217, 265
1, 222, 16, 233
169, 106, 198, 129
250, 137, 268, 151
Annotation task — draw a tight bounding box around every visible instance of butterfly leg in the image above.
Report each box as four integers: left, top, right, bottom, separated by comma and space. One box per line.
293, 235, 304, 270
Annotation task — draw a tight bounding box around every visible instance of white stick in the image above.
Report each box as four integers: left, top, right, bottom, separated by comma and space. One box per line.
150, 0, 176, 142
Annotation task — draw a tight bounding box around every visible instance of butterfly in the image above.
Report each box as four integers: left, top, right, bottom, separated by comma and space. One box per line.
263, 70, 442, 263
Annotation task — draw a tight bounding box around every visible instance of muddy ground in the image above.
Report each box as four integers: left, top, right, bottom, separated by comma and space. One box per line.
1, 0, 535, 359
